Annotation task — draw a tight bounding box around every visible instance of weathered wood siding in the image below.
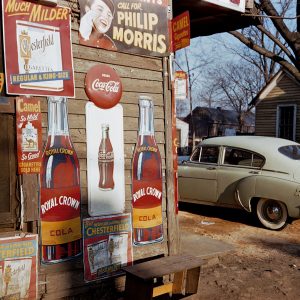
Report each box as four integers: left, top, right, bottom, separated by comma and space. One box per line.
0, 1, 178, 298
35, 5, 177, 300
255, 74, 300, 142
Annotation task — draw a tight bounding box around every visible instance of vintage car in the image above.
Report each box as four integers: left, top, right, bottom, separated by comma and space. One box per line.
178, 136, 300, 230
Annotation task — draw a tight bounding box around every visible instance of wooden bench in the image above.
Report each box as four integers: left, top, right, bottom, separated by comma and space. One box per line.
122, 254, 203, 300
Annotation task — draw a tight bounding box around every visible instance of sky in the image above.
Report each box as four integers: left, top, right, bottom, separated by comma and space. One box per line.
175, 33, 241, 117
174, 0, 297, 118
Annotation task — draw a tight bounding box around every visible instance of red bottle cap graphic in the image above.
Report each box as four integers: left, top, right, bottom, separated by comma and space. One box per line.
85, 64, 122, 109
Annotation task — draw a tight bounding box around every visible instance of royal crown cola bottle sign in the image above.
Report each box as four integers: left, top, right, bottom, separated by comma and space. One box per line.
132, 96, 163, 245
40, 96, 82, 263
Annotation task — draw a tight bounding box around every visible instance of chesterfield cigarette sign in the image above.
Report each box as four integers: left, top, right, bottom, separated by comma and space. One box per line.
2, 0, 75, 97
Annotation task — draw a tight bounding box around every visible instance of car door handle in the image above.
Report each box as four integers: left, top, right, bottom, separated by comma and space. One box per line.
249, 170, 259, 174
207, 167, 216, 170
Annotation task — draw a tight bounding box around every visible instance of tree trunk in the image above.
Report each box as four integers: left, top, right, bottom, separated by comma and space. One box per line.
297, 1, 300, 32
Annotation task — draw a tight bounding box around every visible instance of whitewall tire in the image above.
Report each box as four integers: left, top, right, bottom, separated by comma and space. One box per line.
256, 198, 288, 230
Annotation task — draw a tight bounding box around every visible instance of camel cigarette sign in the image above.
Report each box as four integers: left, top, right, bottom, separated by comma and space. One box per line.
2, 0, 75, 97
16, 97, 42, 174
171, 11, 190, 52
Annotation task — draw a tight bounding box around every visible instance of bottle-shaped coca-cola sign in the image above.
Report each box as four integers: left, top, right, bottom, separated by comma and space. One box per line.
132, 96, 163, 245
98, 124, 114, 190
40, 97, 82, 263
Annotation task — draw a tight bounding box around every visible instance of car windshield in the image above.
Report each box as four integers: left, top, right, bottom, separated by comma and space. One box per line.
278, 145, 300, 160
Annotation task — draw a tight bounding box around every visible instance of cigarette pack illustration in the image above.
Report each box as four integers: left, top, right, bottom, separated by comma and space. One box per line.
16, 20, 63, 91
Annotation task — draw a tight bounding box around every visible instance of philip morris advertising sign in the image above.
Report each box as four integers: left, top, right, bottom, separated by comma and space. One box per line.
2, 0, 75, 97
79, 0, 169, 56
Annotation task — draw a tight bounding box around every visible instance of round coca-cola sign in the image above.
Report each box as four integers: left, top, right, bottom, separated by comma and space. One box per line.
85, 64, 123, 109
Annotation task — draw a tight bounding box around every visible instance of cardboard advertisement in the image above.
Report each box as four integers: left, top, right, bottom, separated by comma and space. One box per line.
174, 71, 188, 100
16, 97, 42, 174
2, 0, 75, 97
0, 234, 38, 300
83, 213, 133, 281
78, 0, 170, 56
86, 102, 125, 216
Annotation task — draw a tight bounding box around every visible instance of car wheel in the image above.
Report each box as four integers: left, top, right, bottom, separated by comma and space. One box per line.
256, 198, 288, 230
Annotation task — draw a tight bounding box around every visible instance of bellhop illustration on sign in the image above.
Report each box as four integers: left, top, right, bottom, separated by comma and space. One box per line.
85, 64, 125, 216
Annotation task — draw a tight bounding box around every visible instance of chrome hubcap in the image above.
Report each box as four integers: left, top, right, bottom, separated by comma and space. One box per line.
264, 201, 282, 222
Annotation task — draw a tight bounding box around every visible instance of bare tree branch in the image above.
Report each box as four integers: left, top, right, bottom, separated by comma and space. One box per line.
256, 24, 296, 64
229, 30, 300, 81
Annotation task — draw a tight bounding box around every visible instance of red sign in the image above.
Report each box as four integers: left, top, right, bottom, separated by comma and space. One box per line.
85, 64, 122, 109
16, 97, 42, 174
132, 97, 163, 245
40, 97, 82, 263
83, 214, 133, 281
172, 82, 179, 214
2, 0, 75, 97
171, 11, 190, 52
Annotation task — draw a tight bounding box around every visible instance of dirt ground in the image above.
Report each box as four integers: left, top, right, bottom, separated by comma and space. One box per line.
178, 202, 300, 300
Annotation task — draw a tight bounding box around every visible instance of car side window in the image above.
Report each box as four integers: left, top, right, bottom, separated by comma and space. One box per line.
224, 147, 264, 168
200, 146, 219, 164
190, 147, 200, 162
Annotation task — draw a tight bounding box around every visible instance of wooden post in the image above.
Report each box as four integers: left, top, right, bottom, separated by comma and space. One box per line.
163, 57, 180, 255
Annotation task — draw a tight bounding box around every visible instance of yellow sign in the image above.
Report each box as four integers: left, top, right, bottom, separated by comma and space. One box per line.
133, 206, 162, 228
41, 217, 82, 245
0, 73, 4, 93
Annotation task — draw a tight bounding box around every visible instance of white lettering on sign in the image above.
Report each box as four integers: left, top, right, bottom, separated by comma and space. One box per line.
92, 79, 120, 93
41, 196, 80, 214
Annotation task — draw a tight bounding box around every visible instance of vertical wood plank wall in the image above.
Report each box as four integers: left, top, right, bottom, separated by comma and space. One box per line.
32, 3, 178, 299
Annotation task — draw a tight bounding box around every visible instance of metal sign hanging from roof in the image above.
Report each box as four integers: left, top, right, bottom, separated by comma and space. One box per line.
203, 0, 245, 13
171, 11, 190, 52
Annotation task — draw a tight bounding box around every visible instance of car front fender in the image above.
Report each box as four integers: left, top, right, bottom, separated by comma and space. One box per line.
236, 175, 300, 217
